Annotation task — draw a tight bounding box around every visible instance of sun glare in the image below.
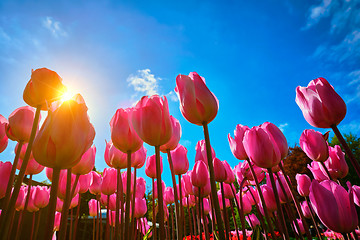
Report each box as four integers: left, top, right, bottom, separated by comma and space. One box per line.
60, 90, 75, 102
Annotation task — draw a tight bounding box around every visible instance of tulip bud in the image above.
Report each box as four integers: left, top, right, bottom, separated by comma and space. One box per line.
89, 171, 102, 195
131, 145, 147, 169
213, 158, 227, 182
160, 115, 181, 152
72, 145, 96, 175
145, 154, 162, 179
325, 145, 348, 179
171, 144, 189, 175
195, 139, 215, 166
228, 124, 249, 160
88, 199, 98, 217
0, 161, 12, 199
101, 168, 117, 196
0, 114, 8, 153
191, 161, 209, 188
296, 174, 311, 197
300, 129, 329, 162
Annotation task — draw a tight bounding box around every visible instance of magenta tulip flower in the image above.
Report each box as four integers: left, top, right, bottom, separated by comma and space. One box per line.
228, 124, 250, 160
236, 191, 252, 214
0, 114, 8, 153
145, 154, 163, 179
191, 160, 209, 188
133, 197, 147, 218
246, 214, 260, 228
300, 129, 329, 162
70, 193, 79, 209
245, 187, 259, 205
15, 142, 44, 175
58, 172, 80, 200
131, 145, 147, 169
27, 188, 40, 212
78, 173, 93, 194
175, 72, 218, 125
135, 177, 146, 198
203, 198, 210, 215
121, 171, 134, 195
5, 106, 38, 143
296, 77, 346, 128
307, 161, 329, 181
300, 201, 311, 219
260, 185, 277, 213
132, 95, 172, 147
260, 122, 288, 159
110, 107, 143, 153
101, 168, 117, 196
160, 115, 181, 152
213, 158, 227, 182
309, 180, 358, 233
296, 174, 311, 197
72, 145, 96, 175
243, 126, 281, 169
15, 186, 26, 211
54, 211, 62, 231
294, 219, 305, 235
33, 186, 50, 209
222, 183, 234, 199
89, 171, 102, 195
164, 187, 175, 205
56, 197, 63, 212
182, 172, 194, 196
223, 160, 235, 184
276, 173, 291, 203
104, 140, 127, 169
195, 139, 215, 165
170, 144, 189, 175
154, 180, 166, 199
325, 145, 348, 179
0, 161, 12, 199
193, 179, 211, 198
88, 199, 98, 217
218, 192, 230, 210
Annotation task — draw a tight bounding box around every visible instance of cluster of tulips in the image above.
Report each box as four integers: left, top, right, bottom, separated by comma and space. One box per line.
0, 68, 359, 240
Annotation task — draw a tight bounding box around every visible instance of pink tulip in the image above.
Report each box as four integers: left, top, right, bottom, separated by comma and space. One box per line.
131, 145, 147, 169
294, 219, 305, 235
182, 172, 194, 196
213, 157, 227, 182
27, 187, 40, 212
0, 114, 8, 153
170, 144, 189, 175
15, 186, 26, 211
296, 174, 311, 197
121, 170, 134, 195
145, 154, 162, 179
72, 145, 96, 175
191, 161, 209, 188
56, 197, 63, 212
0, 161, 12, 199
33, 94, 95, 169
195, 139, 215, 165
78, 173, 93, 193
132, 95, 172, 146
260, 122, 288, 159
101, 168, 117, 195
222, 183, 234, 199
236, 160, 264, 182
54, 211, 62, 231
236, 191, 252, 214
323, 229, 344, 240
70, 194, 79, 209
223, 160, 235, 184
228, 124, 249, 160
276, 173, 291, 203
218, 192, 230, 210
175, 72, 218, 125
300, 201, 311, 219
135, 177, 146, 198
23, 68, 66, 110
164, 187, 175, 205
58, 172, 80, 200
110, 107, 143, 153
260, 185, 277, 212
246, 214, 260, 227
309, 180, 358, 233
325, 145, 348, 179
108, 194, 117, 211
245, 187, 259, 205
154, 180, 166, 199
307, 161, 329, 181
88, 199, 98, 217
243, 126, 281, 169
33, 186, 50, 209
101, 193, 111, 208
203, 198, 210, 215
89, 171, 102, 195
183, 195, 196, 208
192, 179, 211, 198
296, 77, 346, 128
104, 140, 127, 169
5, 106, 38, 143
133, 197, 147, 218
300, 129, 329, 162
160, 115, 181, 152
15, 142, 44, 175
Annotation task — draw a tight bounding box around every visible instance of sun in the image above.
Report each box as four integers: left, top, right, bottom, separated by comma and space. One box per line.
60, 89, 75, 102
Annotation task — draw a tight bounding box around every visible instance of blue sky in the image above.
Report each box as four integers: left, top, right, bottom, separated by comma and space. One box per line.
0, 0, 359, 188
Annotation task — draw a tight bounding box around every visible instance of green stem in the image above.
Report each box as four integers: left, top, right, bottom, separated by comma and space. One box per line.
124, 151, 132, 240
220, 182, 230, 240
115, 168, 121, 240
202, 122, 225, 240
178, 174, 185, 240
59, 168, 73, 240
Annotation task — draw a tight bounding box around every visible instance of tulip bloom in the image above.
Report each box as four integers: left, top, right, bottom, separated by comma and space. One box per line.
58, 173, 80, 200
182, 172, 194, 196
54, 212, 62, 231
164, 187, 175, 205
325, 145, 348, 179
135, 177, 146, 198
260, 122, 288, 159
132, 95, 172, 146
0, 161, 12, 199
195, 139, 215, 165
160, 115, 181, 152
228, 124, 250, 160
33, 186, 50, 209
104, 140, 127, 169
309, 180, 358, 233
295, 77, 346, 128
33, 94, 95, 169
15, 142, 44, 175
101, 168, 117, 196
72, 145, 96, 175
170, 144, 189, 175
131, 145, 147, 169
236, 192, 253, 214
5, 106, 38, 143
223, 160, 235, 184
307, 161, 329, 181
191, 160, 209, 188
296, 174, 311, 197
88, 199, 98, 217
246, 214, 260, 228
145, 154, 163, 179
133, 197, 147, 218
260, 185, 277, 213
175, 72, 218, 125
213, 158, 227, 182
243, 126, 281, 169
0, 114, 8, 153
300, 201, 311, 219
300, 129, 329, 162
110, 108, 143, 153
78, 173, 93, 193
89, 171, 102, 195
23, 68, 67, 110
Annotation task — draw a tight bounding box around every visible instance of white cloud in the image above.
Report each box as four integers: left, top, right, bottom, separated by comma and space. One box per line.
180, 139, 191, 147
339, 120, 360, 134
278, 123, 289, 132
165, 91, 178, 102
127, 69, 159, 96
42, 17, 67, 38
303, 0, 334, 29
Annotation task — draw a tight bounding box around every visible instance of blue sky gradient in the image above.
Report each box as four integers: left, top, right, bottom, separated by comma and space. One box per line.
1, 0, 359, 188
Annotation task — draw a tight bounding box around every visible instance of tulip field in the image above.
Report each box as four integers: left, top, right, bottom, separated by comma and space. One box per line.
1, 68, 360, 240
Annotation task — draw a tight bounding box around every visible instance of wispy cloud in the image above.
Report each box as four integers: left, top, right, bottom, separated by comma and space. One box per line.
42, 17, 67, 38
278, 123, 289, 132
127, 69, 159, 96
165, 91, 179, 102
303, 0, 334, 30
339, 120, 360, 134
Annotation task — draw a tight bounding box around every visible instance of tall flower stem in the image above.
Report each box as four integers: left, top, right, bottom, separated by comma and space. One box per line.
178, 174, 185, 240
115, 168, 121, 240
152, 178, 157, 240
200, 196, 210, 240
237, 179, 247, 239
230, 201, 240, 240
246, 159, 277, 239
106, 195, 110, 240
1, 141, 23, 214
16, 174, 33, 240
155, 145, 165, 240
0, 106, 41, 239
32, 210, 40, 240
44, 167, 61, 240
170, 204, 175, 240
267, 168, 290, 240
279, 163, 313, 240
197, 190, 202, 239
166, 150, 181, 240
124, 151, 132, 240
93, 218, 96, 240
186, 198, 193, 239
72, 193, 81, 240
331, 125, 360, 178
130, 167, 137, 237
220, 182, 230, 240
59, 169, 73, 240
202, 123, 226, 240
305, 197, 323, 240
